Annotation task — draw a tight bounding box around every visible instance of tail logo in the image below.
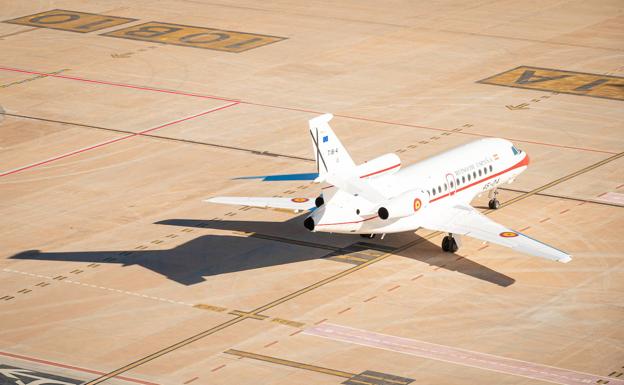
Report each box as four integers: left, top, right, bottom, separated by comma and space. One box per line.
291, 197, 309, 203
413, 198, 422, 212
499, 231, 518, 238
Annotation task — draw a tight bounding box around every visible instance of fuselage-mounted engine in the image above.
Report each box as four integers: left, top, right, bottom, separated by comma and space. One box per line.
377, 189, 429, 220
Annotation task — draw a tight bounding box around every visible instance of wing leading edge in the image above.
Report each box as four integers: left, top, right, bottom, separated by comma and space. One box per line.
420, 204, 571, 263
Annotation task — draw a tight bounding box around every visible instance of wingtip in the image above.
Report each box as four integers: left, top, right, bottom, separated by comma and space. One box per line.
558, 255, 572, 263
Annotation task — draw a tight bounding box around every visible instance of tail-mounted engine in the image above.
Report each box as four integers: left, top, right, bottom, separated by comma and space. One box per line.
378, 190, 429, 220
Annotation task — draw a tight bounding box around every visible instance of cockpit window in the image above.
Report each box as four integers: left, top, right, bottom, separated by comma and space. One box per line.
511, 145, 522, 155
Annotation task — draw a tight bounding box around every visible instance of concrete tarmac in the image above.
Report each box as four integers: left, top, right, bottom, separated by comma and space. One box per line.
0, 2, 623, 385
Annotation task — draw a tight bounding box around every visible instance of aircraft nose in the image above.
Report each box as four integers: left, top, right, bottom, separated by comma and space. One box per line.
524, 153, 530, 165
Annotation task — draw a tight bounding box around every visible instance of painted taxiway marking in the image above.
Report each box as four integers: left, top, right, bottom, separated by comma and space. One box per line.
2, 268, 193, 307
0, 102, 238, 177
0, 351, 157, 385
304, 323, 624, 385
0, 66, 617, 155
598, 192, 624, 205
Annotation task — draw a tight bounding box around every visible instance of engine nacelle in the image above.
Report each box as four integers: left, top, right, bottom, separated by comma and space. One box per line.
378, 190, 429, 220
356, 153, 401, 179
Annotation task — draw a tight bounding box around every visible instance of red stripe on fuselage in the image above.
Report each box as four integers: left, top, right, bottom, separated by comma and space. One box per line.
430, 154, 529, 203
316, 154, 529, 228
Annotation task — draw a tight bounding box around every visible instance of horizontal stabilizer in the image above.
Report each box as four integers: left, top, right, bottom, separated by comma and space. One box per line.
234, 172, 320, 181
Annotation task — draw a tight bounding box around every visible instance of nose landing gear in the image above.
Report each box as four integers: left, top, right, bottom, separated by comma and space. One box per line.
441, 233, 459, 253
488, 189, 500, 209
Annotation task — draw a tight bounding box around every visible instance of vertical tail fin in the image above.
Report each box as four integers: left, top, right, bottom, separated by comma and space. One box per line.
309, 114, 355, 180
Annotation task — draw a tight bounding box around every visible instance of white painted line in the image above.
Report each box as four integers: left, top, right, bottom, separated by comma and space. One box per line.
598, 192, 624, 205
1, 268, 190, 308
303, 323, 623, 385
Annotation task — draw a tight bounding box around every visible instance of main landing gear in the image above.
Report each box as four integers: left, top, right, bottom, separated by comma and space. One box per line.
441, 234, 459, 253
360, 234, 376, 239
488, 189, 501, 210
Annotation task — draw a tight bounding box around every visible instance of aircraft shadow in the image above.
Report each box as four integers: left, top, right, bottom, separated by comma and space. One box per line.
9, 217, 514, 287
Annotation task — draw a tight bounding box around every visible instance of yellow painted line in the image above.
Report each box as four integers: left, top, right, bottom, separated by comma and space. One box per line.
271, 318, 305, 328
479, 65, 624, 101
193, 304, 227, 312
228, 310, 268, 320
224, 349, 353, 378
103, 21, 286, 52
4, 9, 136, 33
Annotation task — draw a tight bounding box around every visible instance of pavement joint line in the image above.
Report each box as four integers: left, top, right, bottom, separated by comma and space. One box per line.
2, 268, 193, 307
499, 187, 624, 208
76, 147, 624, 384
223, 349, 354, 378
0, 102, 240, 178
0, 66, 617, 156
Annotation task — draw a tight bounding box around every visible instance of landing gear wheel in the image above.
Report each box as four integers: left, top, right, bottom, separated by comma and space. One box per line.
360, 234, 376, 239
441, 235, 459, 253
488, 199, 501, 210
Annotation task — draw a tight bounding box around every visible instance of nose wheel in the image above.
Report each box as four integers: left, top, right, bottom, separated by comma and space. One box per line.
441, 234, 459, 253
488, 189, 501, 209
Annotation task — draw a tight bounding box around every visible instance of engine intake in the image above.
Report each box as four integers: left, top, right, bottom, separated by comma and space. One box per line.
378, 190, 429, 220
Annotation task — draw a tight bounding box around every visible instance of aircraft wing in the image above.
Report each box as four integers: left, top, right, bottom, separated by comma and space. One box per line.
205, 196, 316, 212
420, 204, 572, 263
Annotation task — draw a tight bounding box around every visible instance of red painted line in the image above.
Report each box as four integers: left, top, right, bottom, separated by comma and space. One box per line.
364, 296, 377, 302
211, 364, 226, 372
338, 307, 351, 314
617, 184, 624, 189
411, 274, 424, 281
0, 102, 239, 177
387, 285, 401, 292
519, 226, 531, 231
478, 245, 489, 251
559, 209, 570, 214
455, 256, 464, 261
314, 318, 328, 325
289, 330, 303, 336
183, 377, 199, 384
0, 66, 238, 103
597, 192, 607, 197
263, 341, 278, 348
0, 66, 615, 155
304, 323, 624, 385
539, 217, 551, 223
433, 265, 446, 271
0, 351, 158, 385
359, 163, 401, 178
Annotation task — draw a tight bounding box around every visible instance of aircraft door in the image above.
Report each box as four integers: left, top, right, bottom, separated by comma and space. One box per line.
446, 173, 457, 196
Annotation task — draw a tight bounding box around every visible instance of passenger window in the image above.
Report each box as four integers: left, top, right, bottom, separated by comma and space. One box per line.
467, 174, 471, 181
462, 176, 465, 183
478, 169, 482, 176
450, 181, 454, 188
438, 186, 441, 193
483, 167, 487, 174
489, 165, 493, 172
473, 171, 476, 178
456, 178, 460, 186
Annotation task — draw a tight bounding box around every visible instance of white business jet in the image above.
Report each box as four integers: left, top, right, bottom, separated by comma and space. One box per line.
207, 114, 571, 263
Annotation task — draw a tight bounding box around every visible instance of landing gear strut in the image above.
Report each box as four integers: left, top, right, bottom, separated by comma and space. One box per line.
360, 234, 376, 239
488, 189, 500, 210
441, 234, 459, 253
